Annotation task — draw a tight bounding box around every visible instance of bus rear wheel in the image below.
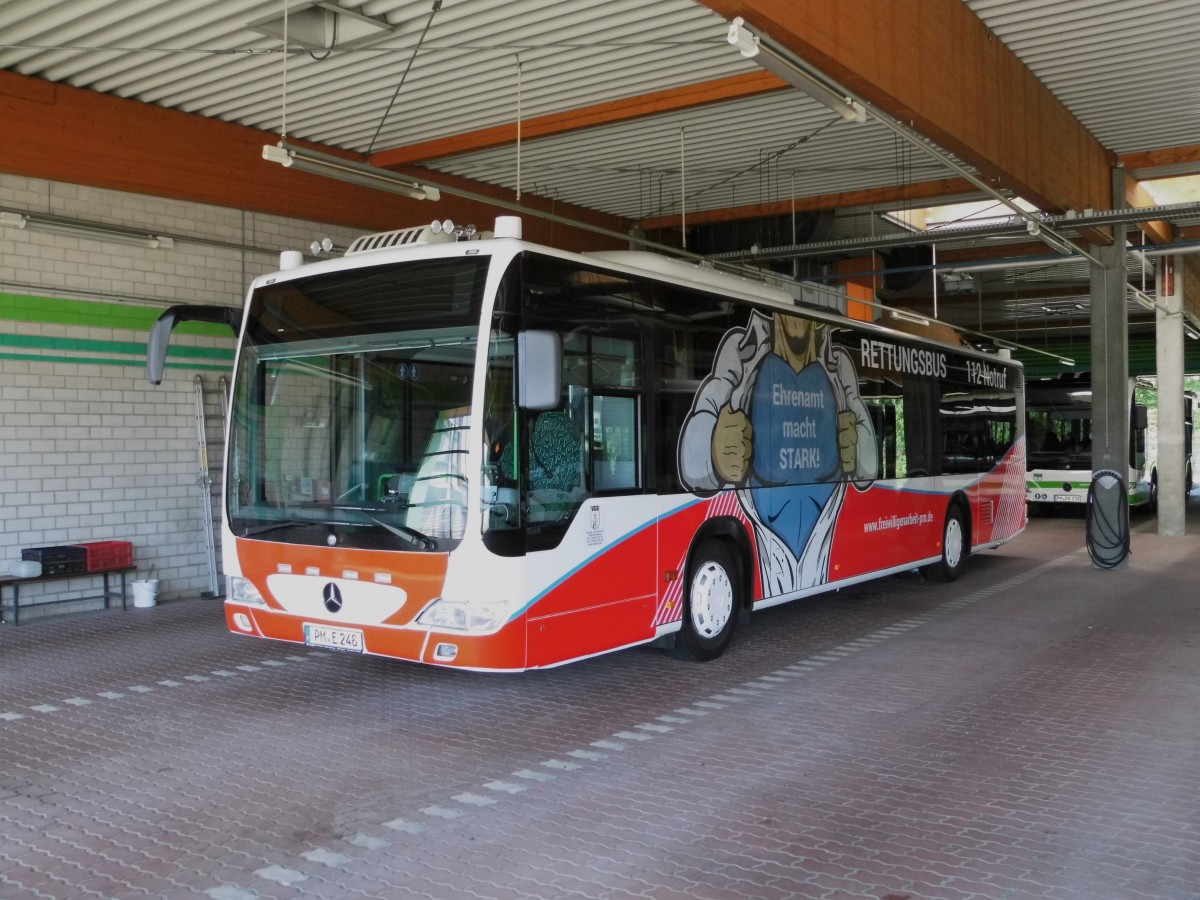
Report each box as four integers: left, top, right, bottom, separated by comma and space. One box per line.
674, 541, 739, 662
923, 505, 967, 583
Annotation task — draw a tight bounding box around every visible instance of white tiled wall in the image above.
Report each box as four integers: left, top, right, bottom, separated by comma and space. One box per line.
0, 173, 364, 620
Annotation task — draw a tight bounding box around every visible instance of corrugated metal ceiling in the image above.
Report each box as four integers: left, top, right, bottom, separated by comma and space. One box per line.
2, 0, 1198, 220
430, 95, 953, 220
1, 0, 746, 152
963, 0, 1200, 157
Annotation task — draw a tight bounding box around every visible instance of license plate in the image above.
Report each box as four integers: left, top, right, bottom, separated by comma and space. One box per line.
1053, 494, 1083, 503
303, 623, 365, 653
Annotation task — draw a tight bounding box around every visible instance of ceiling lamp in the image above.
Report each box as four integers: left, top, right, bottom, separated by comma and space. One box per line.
1129, 241, 1200, 258
1024, 220, 1074, 255
0, 211, 175, 249
725, 16, 1088, 262
727, 17, 866, 123
247, 2, 395, 52
889, 309, 930, 327
263, 144, 441, 201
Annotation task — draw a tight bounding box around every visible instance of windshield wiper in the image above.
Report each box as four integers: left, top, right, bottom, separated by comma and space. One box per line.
360, 513, 438, 550
238, 519, 314, 537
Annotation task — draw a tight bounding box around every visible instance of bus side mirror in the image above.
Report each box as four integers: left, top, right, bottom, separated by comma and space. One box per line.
147, 304, 239, 385
518, 330, 561, 410
1132, 403, 1148, 430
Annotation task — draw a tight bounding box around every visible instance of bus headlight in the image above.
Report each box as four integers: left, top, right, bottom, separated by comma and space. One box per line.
416, 598, 506, 633
227, 575, 267, 606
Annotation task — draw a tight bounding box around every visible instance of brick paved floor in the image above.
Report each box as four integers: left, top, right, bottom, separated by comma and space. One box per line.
1, 505, 1198, 899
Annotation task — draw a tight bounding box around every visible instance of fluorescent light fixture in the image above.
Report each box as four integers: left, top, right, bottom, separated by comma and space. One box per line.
1, 210, 174, 248
1130, 242, 1200, 257
889, 309, 930, 327
944, 255, 1082, 275
1129, 286, 1169, 313
730, 11, 1088, 267
264, 144, 440, 201
983, 337, 1074, 368
727, 17, 866, 123
1024, 219, 1075, 255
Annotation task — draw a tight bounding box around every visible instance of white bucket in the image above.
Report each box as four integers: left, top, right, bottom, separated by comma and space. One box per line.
131, 579, 159, 609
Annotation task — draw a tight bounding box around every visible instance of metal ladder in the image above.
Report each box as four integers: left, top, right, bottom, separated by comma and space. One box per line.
194, 375, 219, 598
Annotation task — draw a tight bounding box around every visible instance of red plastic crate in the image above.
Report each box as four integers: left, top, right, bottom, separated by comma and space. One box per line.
75, 541, 133, 572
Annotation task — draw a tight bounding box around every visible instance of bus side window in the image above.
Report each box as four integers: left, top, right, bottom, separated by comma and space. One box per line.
861, 384, 901, 480
903, 378, 940, 478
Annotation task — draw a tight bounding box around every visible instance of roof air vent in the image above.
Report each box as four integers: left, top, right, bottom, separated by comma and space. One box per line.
345, 226, 453, 255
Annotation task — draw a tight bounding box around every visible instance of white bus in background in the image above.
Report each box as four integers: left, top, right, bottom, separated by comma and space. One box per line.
1026, 374, 1194, 510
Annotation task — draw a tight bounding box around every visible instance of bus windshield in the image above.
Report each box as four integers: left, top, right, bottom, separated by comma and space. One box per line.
227, 257, 490, 552
1027, 389, 1093, 469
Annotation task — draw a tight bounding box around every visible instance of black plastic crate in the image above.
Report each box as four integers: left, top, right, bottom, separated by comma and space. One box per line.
21, 546, 87, 576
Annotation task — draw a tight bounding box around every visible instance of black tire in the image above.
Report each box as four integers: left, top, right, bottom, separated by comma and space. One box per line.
674, 541, 740, 662
922, 504, 968, 583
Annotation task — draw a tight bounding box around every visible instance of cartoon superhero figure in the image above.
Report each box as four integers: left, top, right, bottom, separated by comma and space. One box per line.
678, 310, 877, 594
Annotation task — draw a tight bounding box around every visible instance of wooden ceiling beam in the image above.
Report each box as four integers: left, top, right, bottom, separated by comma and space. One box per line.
368, 71, 788, 169
1185, 256, 1200, 325
698, 0, 1117, 221
1125, 174, 1175, 246
1121, 143, 1200, 178
0, 70, 627, 253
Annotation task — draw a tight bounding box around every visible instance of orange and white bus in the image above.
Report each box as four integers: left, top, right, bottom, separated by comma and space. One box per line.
149, 217, 1026, 671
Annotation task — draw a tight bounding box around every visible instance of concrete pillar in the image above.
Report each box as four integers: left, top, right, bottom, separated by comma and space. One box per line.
1156, 255, 1186, 535
1090, 242, 1130, 477
1088, 241, 1131, 567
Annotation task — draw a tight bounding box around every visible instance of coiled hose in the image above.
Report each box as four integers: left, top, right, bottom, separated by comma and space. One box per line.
1086, 468, 1130, 568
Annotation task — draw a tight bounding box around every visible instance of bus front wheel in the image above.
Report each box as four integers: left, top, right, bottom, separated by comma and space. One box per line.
674, 541, 739, 662
923, 505, 967, 583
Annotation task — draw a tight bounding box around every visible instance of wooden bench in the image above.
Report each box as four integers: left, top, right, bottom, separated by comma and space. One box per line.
0, 566, 134, 626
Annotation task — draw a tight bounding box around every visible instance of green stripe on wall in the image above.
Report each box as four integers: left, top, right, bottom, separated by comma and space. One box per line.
0, 351, 230, 372
0, 332, 231, 361
0, 292, 236, 337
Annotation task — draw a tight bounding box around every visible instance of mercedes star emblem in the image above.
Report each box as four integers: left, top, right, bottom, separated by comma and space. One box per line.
322, 583, 343, 614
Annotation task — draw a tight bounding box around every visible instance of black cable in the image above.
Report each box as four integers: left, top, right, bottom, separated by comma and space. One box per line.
307, 13, 337, 60
1086, 468, 1130, 568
